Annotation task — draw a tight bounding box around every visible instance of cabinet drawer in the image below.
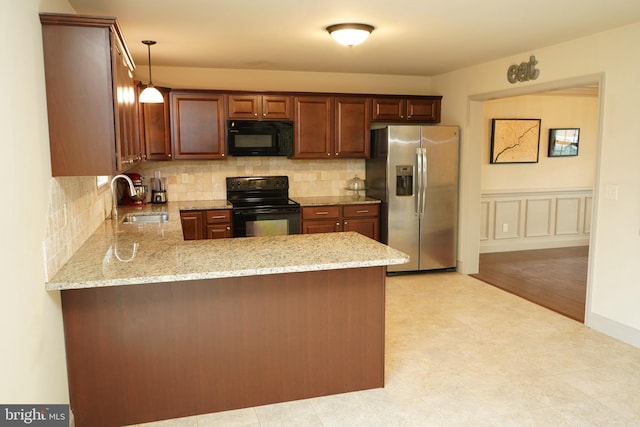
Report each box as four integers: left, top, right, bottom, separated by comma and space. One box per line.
302, 206, 341, 219
342, 204, 380, 218
206, 209, 232, 224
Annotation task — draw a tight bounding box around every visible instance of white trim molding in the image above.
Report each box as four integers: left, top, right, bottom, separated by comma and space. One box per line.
480, 188, 592, 253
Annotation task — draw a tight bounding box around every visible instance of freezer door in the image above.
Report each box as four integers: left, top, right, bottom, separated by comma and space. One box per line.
386, 126, 421, 272
419, 126, 459, 270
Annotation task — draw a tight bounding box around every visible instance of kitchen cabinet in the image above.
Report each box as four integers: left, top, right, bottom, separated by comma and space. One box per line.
294, 96, 370, 159
342, 204, 380, 241
301, 206, 342, 234
371, 96, 441, 123
40, 13, 139, 176
137, 84, 172, 161
227, 94, 293, 120
294, 96, 333, 158
334, 96, 371, 158
180, 211, 205, 240
205, 210, 233, 239
180, 209, 232, 240
302, 204, 380, 241
171, 91, 226, 160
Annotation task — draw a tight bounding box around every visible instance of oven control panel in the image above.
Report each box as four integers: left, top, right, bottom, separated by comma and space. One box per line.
226, 176, 289, 191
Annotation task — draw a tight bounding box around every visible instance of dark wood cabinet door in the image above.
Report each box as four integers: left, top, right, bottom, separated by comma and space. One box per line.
114, 39, 139, 169
206, 224, 233, 239
343, 217, 380, 241
293, 96, 333, 158
334, 97, 370, 158
171, 92, 226, 160
138, 85, 171, 161
227, 95, 261, 119
180, 211, 204, 240
262, 95, 293, 119
302, 220, 342, 234
371, 98, 406, 121
406, 98, 441, 122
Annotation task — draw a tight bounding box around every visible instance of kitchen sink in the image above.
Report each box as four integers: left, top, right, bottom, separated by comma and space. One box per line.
121, 212, 169, 224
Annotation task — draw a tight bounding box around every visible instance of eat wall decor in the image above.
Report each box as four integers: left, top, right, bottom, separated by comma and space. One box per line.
507, 55, 540, 84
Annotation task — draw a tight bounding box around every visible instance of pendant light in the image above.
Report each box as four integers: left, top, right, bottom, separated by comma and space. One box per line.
326, 23, 374, 47
138, 40, 164, 103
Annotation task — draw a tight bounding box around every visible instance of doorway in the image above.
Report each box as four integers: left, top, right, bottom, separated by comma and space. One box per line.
466, 79, 601, 323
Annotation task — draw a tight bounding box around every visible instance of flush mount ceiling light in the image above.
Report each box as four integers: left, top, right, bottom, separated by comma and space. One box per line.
138, 40, 164, 103
326, 23, 374, 47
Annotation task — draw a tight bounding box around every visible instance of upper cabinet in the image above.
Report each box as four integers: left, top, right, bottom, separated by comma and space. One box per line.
170, 91, 226, 160
371, 96, 441, 123
137, 84, 172, 161
294, 96, 370, 159
40, 13, 139, 176
227, 94, 293, 120
334, 96, 371, 158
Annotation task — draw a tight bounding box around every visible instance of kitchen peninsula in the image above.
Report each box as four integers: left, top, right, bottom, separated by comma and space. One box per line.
47, 202, 408, 427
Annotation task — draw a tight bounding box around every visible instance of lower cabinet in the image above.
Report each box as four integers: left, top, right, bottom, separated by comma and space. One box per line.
302, 204, 380, 241
180, 209, 232, 240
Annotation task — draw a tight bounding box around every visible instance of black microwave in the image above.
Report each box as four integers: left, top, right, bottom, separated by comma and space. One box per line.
227, 120, 294, 156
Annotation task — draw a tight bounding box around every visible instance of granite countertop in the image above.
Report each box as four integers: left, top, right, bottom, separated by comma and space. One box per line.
46, 200, 407, 291
293, 196, 380, 206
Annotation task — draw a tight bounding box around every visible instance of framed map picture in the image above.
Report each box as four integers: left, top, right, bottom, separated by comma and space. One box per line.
548, 128, 580, 157
490, 118, 541, 164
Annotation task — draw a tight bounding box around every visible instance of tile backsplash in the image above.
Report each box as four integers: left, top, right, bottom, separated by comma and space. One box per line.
44, 176, 112, 281
133, 158, 366, 201
43, 158, 366, 280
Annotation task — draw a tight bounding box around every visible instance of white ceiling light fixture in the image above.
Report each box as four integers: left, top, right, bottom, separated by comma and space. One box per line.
138, 40, 164, 103
326, 23, 374, 47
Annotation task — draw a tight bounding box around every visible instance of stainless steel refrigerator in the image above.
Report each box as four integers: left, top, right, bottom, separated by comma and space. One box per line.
366, 125, 459, 273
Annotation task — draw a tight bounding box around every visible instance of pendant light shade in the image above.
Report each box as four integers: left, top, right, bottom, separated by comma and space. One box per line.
326, 23, 374, 47
139, 40, 163, 103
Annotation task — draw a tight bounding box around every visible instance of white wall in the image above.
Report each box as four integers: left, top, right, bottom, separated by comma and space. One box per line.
0, 0, 75, 403
433, 23, 640, 346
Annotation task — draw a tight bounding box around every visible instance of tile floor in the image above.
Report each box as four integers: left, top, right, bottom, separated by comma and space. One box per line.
129, 273, 640, 426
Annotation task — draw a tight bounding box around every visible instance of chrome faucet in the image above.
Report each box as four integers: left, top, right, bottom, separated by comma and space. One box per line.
110, 174, 137, 221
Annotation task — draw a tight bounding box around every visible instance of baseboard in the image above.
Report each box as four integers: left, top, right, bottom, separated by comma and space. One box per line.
587, 313, 640, 348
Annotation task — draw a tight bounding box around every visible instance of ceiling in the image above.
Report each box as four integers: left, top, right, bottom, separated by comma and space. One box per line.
68, 0, 640, 77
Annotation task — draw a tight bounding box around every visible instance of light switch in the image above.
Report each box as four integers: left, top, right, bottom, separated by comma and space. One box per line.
605, 184, 619, 200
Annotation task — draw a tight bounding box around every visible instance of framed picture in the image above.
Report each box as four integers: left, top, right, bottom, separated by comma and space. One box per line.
490, 118, 541, 164
548, 128, 580, 157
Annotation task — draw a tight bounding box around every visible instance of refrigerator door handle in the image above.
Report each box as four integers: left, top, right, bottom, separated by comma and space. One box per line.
421, 147, 427, 217
415, 148, 422, 215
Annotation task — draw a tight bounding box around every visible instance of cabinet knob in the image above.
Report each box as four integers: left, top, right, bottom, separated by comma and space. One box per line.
254, 112, 258, 117
168, 154, 172, 158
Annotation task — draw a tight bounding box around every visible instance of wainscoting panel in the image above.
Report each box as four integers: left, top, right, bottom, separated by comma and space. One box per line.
525, 198, 552, 237
480, 188, 592, 253
556, 197, 581, 235
494, 200, 521, 240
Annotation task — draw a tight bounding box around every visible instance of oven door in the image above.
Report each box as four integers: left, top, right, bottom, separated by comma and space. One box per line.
232, 207, 301, 237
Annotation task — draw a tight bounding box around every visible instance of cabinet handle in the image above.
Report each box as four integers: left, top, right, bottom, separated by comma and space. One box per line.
315, 211, 329, 215
356, 210, 369, 214
211, 215, 226, 219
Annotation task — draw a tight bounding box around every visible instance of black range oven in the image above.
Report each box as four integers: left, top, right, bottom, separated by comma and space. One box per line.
226, 176, 301, 237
